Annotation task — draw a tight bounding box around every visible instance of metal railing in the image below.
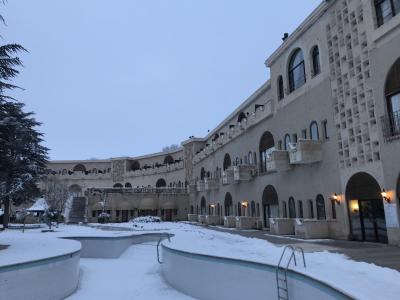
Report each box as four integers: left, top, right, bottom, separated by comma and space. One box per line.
381, 110, 400, 141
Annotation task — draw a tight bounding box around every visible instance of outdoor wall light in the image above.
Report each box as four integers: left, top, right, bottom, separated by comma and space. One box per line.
210, 204, 216, 208
381, 189, 391, 203
333, 193, 340, 205
329, 193, 340, 205
241, 201, 248, 208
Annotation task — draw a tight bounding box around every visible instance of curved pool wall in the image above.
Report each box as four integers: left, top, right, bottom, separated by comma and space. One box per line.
65, 233, 172, 258
0, 250, 80, 300
162, 245, 354, 300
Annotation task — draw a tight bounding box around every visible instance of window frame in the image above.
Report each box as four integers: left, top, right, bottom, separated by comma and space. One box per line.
310, 121, 319, 141
288, 49, 306, 92
277, 75, 285, 100
375, 0, 400, 27
311, 46, 321, 76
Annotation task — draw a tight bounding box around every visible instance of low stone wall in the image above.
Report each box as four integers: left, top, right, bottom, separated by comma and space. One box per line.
270, 218, 295, 235
161, 245, 353, 300
187, 214, 198, 222
295, 219, 329, 239
235, 216, 259, 229
224, 216, 236, 228
206, 215, 222, 225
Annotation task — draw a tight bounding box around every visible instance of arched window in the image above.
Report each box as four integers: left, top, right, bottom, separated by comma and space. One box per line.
298, 200, 304, 218
384, 58, 400, 137
223, 153, 232, 171
251, 201, 256, 217
288, 49, 306, 92
237, 202, 242, 216
288, 197, 296, 218
284, 134, 291, 150
316, 194, 326, 220
311, 46, 321, 76
277, 76, 284, 100
310, 121, 319, 140
308, 199, 315, 218
259, 131, 275, 172
125, 182, 132, 188
200, 197, 206, 215
113, 183, 123, 188
248, 152, 253, 165
282, 201, 288, 218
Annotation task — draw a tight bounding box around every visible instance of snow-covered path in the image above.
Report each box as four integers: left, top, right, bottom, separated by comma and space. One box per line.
67, 242, 194, 300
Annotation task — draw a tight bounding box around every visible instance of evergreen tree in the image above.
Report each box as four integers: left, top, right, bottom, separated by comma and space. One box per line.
0, 5, 48, 228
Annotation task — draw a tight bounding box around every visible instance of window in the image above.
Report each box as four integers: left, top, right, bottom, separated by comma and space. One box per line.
278, 140, 283, 150
259, 131, 275, 173
284, 134, 291, 150
301, 129, 307, 139
375, 0, 400, 26
322, 120, 329, 140
278, 76, 284, 100
311, 46, 321, 76
384, 58, 400, 138
308, 200, 314, 219
310, 121, 319, 140
289, 49, 306, 92
298, 200, 304, 218
316, 194, 326, 220
288, 197, 296, 218
282, 201, 288, 218
331, 199, 337, 219
292, 133, 298, 144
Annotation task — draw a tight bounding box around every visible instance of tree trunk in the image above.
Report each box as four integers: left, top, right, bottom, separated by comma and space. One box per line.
3, 197, 10, 228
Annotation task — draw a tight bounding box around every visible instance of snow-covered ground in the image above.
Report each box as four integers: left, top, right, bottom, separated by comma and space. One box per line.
67, 243, 194, 300
1, 222, 400, 300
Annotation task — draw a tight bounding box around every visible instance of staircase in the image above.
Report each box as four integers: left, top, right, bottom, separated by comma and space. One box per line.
67, 197, 86, 223
275, 246, 306, 300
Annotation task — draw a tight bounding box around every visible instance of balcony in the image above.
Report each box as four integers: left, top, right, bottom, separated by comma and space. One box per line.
204, 178, 219, 191
265, 150, 291, 172
233, 165, 255, 181
381, 110, 400, 142
288, 139, 322, 164
222, 168, 234, 185
196, 180, 205, 192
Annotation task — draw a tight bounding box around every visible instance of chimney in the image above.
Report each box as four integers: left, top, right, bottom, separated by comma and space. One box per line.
282, 33, 289, 42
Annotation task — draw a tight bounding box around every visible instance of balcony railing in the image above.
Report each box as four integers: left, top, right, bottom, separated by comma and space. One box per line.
265, 150, 291, 172
196, 180, 205, 192
381, 110, 400, 142
222, 168, 234, 185
288, 139, 322, 164
204, 178, 219, 191
233, 165, 255, 181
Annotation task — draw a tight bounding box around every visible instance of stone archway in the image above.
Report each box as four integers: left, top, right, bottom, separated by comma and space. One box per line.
262, 185, 279, 228
346, 172, 387, 243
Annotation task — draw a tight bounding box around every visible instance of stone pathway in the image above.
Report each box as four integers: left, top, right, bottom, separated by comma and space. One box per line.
197, 224, 400, 271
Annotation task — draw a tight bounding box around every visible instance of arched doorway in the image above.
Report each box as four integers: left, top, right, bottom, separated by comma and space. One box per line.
259, 131, 275, 173
164, 155, 174, 165
224, 193, 233, 216
223, 154, 231, 171
69, 184, 82, 197
156, 178, 167, 188
346, 172, 387, 243
200, 197, 206, 215
262, 185, 279, 227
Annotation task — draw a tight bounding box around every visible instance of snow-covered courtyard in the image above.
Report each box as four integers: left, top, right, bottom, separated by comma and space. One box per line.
1, 221, 400, 300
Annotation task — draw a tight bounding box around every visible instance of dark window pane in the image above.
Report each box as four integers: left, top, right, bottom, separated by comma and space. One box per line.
312, 47, 321, 75
376, 0, 394, 26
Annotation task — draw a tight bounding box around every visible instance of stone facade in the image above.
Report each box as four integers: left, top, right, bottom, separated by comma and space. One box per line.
46, 0, 400, 245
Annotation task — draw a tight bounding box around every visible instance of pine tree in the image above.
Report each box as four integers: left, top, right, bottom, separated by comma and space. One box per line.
0, 5, 48, 228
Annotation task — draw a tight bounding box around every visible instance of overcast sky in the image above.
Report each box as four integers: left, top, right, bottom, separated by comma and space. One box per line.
4, 0, 321, 160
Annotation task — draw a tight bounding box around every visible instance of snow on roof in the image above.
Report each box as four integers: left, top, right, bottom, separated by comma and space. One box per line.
27, 198, 48, 212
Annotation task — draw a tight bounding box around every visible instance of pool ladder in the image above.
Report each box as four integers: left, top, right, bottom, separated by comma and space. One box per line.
275, 245, 306, 300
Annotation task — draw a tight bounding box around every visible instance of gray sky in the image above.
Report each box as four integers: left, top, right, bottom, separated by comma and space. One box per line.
5, 0, 321, 160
